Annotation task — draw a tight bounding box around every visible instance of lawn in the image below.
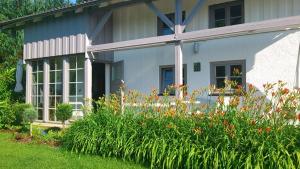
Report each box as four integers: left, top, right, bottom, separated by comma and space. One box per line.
0, 132, 146, 169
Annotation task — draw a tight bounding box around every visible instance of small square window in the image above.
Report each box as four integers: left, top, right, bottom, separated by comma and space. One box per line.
209, 0, 244, 28
194, 62, 201, 72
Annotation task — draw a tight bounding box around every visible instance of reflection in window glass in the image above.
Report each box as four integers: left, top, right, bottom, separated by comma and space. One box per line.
32, 60, 44, 120
49, 57, 63, 121
69, 55, 84, 115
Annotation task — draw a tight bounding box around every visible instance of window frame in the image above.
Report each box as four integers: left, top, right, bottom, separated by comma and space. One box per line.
31, 60, 44, 120
209, 0, 244, 28
49, 57, 63, 122
68, 55, 85, 114
159, 64, 187, 95
210, 60, 246, 94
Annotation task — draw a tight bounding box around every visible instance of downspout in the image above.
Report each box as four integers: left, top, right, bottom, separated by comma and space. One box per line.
295, 42, 300, 89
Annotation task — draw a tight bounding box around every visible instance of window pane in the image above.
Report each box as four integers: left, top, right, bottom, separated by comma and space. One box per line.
49, 109, 56, 121
162, 68, 174, 91
32, 62, 37, 72
32, 73, 37, 84
32, 97, 37, 107
70, 70, 76, 82
50, 59, 56, 70
216, 66, 226, 77
38, 96, 44, 108
57, 71, 62, 83
230, 65, 242, 76
56, 96, 62, 104
216, 78, 226, 88
38, 61, 43, 71
215, 8, 225, 20
50, 84, 55, 95
32, 85, 37, 95
69, 56, 76, 69
49, 96, 56, 108
56, 84, 63, 95
77, 57, 84, 69
215, 20, 226, 27
38, 72, 43, 83
77, 70, 84, 82
230, 17, 242, 25
50, 71, 55, 83
230, 77, 243, 87
56, 58, 63, 70
38, 109, 43, 120
77, 83, 84, 96
230, 5, 242, 18
69, 84, 76, 96
38, 85, 44, 95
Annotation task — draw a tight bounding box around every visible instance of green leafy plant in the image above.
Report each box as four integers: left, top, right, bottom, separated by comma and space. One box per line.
63, 81, 300, 169
56, 103, 73, 128
23, 106, 38, 136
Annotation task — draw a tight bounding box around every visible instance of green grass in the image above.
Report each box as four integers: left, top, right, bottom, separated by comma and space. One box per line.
0, 132, 146, 169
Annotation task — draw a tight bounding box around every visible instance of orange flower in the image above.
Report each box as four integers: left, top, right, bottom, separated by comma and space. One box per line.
282, 88, 290, 95
258, 128, 263, 134
250, 120, 256, 126
248, 84, 254, 90
223, 120, 229, 126
297, 114, 300, 121
265, 127, 271, 133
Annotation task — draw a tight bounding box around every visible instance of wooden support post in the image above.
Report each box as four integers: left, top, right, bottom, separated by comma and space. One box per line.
43, 59, 49, 122
105, 63, 111, 97
175, 42, 183, 98
84, 54, 93, 109
175, 0, 184, 99
62, 56, 69, 103
25, 61, 32, 104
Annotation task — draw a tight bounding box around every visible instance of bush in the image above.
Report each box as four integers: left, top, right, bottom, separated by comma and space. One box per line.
63, 81, 300, 169
0, 100, 15, 128
56, 103, 73, 127
12, 103, 32, 125
23, 106, 38, 124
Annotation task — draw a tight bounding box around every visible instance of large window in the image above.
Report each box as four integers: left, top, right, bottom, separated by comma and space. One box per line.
69, 55, 84, 114
157, 12, 185, 36
210, 60, 246, 90
209, 0, 244, 28
32, 60, 44, 120
49, 58, 63, 121
160, 65, 187, 95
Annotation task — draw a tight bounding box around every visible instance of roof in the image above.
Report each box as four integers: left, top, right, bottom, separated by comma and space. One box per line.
0, 0, 145, 30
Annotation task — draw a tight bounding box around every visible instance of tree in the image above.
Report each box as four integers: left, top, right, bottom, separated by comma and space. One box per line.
56, 103, 73, 128
23, 106, 38, 136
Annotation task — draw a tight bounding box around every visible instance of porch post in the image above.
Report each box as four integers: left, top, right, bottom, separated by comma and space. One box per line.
62, 56, 69, 103
175, 0, 184, 98
43, 59, 50, 122
25, 61, 32, 104
84, 54, 93, 107
105, 63, 111, 96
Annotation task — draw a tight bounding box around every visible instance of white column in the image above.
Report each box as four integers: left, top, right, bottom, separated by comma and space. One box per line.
175, 42, 183, 98
84, 55, 92, 106
25, 61, 32, 104
105, 63, 111, 96
62, 56, 69, 103
43, 59, 50, 122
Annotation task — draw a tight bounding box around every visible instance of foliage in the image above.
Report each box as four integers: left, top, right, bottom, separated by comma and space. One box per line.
0, 100, 15, 129
64, 81, 300, 169
23, 106, 38, 124
12, 103, 32, 125
56, 103, 73, 125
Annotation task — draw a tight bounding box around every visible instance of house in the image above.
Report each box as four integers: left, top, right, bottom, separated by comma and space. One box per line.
1, 0, 300, 122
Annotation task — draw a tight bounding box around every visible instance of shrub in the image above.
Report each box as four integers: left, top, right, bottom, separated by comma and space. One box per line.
12, 103, 32, 126
63, 82, 300, 169
0, 100, 15, 128
23, 106, 38, 136
56, 103, 73, 128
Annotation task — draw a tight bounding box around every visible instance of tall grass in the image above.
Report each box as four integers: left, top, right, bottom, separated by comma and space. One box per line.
63, 81, 300, 168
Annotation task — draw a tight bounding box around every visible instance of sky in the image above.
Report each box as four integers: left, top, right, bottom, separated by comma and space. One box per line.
70, 0, 76, 3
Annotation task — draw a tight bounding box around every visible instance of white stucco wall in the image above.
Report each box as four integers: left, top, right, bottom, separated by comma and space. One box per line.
115, 29, 300, 94
112, 0, 300, 95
